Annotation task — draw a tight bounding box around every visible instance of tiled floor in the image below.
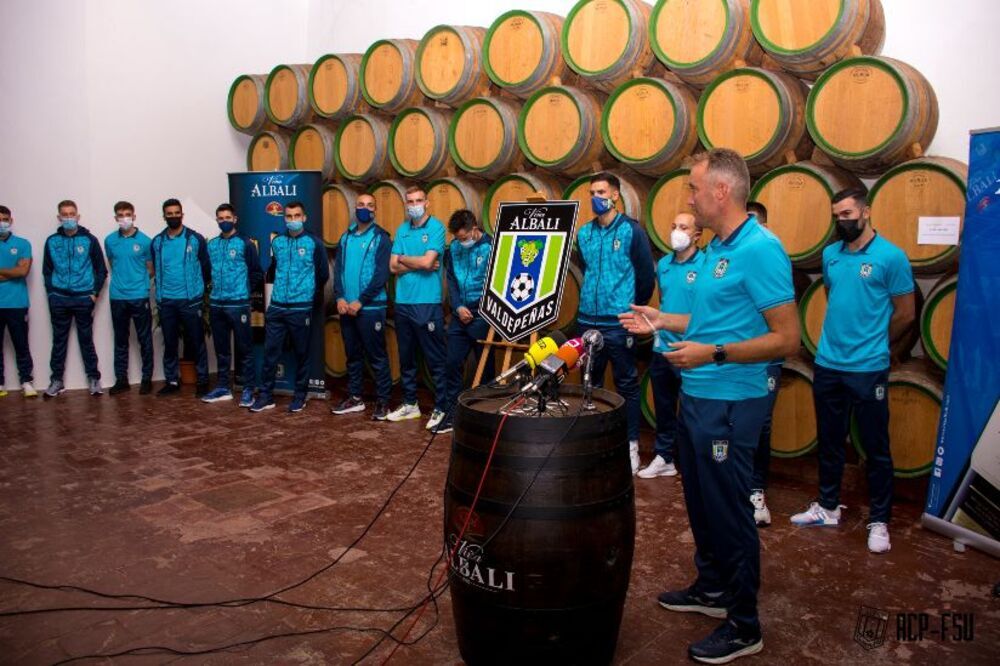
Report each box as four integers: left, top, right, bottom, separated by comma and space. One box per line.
0, 386, 996, 664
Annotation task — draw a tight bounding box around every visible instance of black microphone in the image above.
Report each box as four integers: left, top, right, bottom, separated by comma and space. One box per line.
582, 329, 604, 409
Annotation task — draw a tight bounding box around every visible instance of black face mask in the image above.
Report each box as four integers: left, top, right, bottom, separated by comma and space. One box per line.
836, 217, 865, 243
165, 216, 183, 230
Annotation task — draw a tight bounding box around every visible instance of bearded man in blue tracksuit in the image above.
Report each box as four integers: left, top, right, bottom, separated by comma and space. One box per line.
577, 172, 655, 474
330, 192, 392, 420
149, 198, 211, 398
437, 208, 493, 434
42, 199, 108, 398
251, 201, 329, 414
202, 203, 263, 407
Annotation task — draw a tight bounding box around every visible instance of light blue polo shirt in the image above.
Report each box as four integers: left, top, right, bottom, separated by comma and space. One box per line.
105, 228, 152, 301
653, 249, 706, 352
0, 233, 32, 308
391, 216, 445, 305
815, 233, 913, 373
682, 218, 795, 400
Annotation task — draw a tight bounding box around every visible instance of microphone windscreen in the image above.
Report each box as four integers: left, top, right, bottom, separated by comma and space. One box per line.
525, 336, 557, 368
554, 343, 581, 369
549, 330, 568, 346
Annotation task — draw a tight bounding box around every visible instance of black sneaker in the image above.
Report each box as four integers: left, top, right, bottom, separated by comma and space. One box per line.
109, 379, 131, 395
195, 382, 210, 399
157, 382, 180, 397
689, 620, 762, 664
432, 419, 454, 435
139, 379, 153, 395
657, 586, 729, 618
372, 400, 389, 421
331, 395, 365, 415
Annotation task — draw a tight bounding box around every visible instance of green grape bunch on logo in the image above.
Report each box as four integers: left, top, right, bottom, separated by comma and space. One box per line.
518, 239, 541, 267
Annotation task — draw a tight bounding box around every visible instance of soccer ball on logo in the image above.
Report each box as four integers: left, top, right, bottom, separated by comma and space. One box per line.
509, 272, 535, 302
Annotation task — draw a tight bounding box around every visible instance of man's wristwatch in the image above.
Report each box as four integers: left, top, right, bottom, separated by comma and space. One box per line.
713, 344, 727, 365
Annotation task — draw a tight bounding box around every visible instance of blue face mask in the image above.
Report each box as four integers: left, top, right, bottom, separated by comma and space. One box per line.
286, 220, 304, 233
61, 217, 78, 231
591, 196, 615, 216
355, 208, 373, 225
218, 221, 236, 234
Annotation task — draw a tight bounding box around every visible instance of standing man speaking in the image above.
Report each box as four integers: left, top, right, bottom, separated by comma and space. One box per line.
622, 149, 799, 664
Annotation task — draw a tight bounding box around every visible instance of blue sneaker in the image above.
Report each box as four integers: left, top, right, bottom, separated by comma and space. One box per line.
250, 395, 275, 413
288, 394, 307, 413
201, 387, 233, 403
239, 387, 255, 408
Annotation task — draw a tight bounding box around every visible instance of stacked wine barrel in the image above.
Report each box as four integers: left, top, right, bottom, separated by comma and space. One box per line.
226, 1, 960, 476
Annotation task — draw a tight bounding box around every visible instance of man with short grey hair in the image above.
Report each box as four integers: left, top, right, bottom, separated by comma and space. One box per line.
621, 148, 800, 663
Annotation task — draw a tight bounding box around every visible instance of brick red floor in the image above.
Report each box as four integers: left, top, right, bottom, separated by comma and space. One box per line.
0, 385, 996, 664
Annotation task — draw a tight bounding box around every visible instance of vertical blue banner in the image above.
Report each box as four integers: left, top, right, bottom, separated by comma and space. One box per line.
923, 129, 1000, 555
228, 171, 326, 396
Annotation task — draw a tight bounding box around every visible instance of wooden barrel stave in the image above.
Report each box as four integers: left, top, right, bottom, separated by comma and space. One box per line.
771, 357, 818, 457
289, 123, 339, 181
361, 39, 425, 114
484, 10, 569, 99
322, 183, 362, 248
247, 130, 290, 172
335, 114, 394, 183
309, 53, 371, 120
920, 273, 957, 372
449, 97, 525, 179
228, 74, 271, 134
417, 25, 492, 107
389, 106, 455, 180
518, 85, 609, 176
265, 63, 314, 129
562, 0, 657, 94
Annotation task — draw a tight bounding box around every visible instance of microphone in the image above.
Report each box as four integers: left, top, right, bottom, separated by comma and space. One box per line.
520, 338, 586, 395
492, 330, 567, 384
581, 329, 604, 410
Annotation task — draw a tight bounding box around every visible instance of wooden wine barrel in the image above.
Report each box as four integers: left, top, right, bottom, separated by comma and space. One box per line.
449, 97, 525, 179
448, 385, 633, 666
552, 262, 584, 335
417, 25, 492, 107
851, 364, 942, 477
360, 39, 424, 114
324, 316, 348, 377
806, 56, 939, 176
799, 275, 924, 362
698, 67, 813, 175
649, 0, 762, 89
264, 64, 314, 129
563, 171, 653, 226
482, 172, 569, 233
389, 107, 454, 180
601, 77, 700, 176
869, 156, 967, 274
246, 130, 290, 171
334, 114, 394, 183
484, 10, 569, 100
309, 53, 370, 120
228, 74, 270, 134
518, 85, 608, 176
921, 273, 957, 372
289, 123, 339, 181
369, 180, 409, 239
771, 357, 818, 457
748, 161, 863, 268
562, 0, 656, 93
322, 183, 362, 248
427, 177, 488, 243
750, 0, 885, 81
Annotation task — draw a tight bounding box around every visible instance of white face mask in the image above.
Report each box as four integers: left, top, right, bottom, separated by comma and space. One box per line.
670, 229, 692, 252
406, 204, 425, 221
459, 238, 476, 249
117, 217, 134, 231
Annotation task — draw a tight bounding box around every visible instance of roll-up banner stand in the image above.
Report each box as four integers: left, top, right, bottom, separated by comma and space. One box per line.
228, 171, 327, 397
921, 128, 1000, 558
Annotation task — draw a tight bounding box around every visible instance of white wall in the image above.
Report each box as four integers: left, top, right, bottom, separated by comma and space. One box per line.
1, 0, 997, 390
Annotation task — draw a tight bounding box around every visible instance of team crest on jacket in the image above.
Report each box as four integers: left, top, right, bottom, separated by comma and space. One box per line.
713, 258, 729, 278
298, 247, 306, 256
481, 201, 579, 341
613, 238, 621, 252
476, 255, 484, 265
421, 233, 429, 244
229, 249, 237, 258
686, 270, 697, 283
875, 384, 885, 401
860, 263, 873, 278
133, 244, 141, 253
10, 248, 17, 255
77, 245, 85, 254
712, 440, 729, 462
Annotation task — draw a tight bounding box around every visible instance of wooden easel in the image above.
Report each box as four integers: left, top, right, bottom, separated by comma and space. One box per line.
470, 191, 548, 388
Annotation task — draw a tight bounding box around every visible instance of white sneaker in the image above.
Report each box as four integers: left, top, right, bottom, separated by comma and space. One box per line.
0, 386, 7, 397
867, 522, 891, 553
638, 455, 678, 479
629, 441, 640, 475
790, 501, 843, 526
22, 382, 38, 398
387, 403, 421, 422
750, 490, 771, 526
426, 409, 446, 431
